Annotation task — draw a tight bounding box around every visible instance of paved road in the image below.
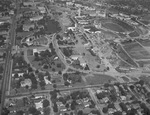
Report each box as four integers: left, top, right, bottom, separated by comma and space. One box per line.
7, 82, 135, 99
0, 0, 18, 114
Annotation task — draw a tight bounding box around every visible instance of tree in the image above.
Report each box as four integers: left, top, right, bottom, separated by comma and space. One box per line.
34, 52, 39, 57
57, 63, 61, 68
78, 110, 83, 115
40, 81, 46, 89
113, 111, 122, 115
53, 103, 58, 113
52, 68, 55, 72
43, 64, 49, 69
43, 107, 51, 115
104, 83, 111, 88
65, 103, 69, 109
0, 75, 2, 80
147, 92, 150, 97
89, 100, 95, 108
28, 107, 37, 114
58, 71, 62, 75
43, 99, 50, 108
71, 101, 76, 110
110, 94, 117, 102
64, 81, 70, 86
0, 66, 3, 74
53, 84, 57, 89
102, 107, 108, 113
129, 85, 135, 90
35, 69, 39, 74
14, 73, 19, 78
28, 67, 33, 73
138, 80, 144, 86
16, 110, 24, 115
119, 102, 127, 112
91, 110, 101, 115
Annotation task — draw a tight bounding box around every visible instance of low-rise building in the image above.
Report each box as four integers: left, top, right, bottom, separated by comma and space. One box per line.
44, 76, 52, 85
38, 6, 46, 13
30, 15, 43, 21
23, 23, 35, 31
33, 48, 46, 55
20, 79, 32, 88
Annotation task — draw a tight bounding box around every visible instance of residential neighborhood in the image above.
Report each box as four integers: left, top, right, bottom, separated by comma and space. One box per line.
1, 0, 150, 115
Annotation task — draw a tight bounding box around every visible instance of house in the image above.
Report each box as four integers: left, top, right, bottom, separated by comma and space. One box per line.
30, 15, 43, 21
23, 23, 35, 31
108, 108, 116, 114
38, 6, 46, 13
70, 55, 81, 60
59, 105, 67, 112
12, 73, 24, 78
25, 36, 35, 46
20, 79, 32, 88
33, 48, 46, 55
35, 99, 43, 109
44, 76, 52, 85
115, 104, 122, 111
120, 96, 126, 101
33, 36, 48, 46
76, 99, 82, 105
78, 57, 86, 67
83, 101, 91, 108
56, 101, 64, 107
102, 97, 109, 103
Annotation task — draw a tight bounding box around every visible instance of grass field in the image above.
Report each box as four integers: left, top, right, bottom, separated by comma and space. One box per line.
136, 61, 150, 67
102, 22, 125, 32
123, 42, 150, 60
85, 74, 116, 85
129, 31, 140, 37
136, 39, 150, 47
101, 18, 134, 32
121, 76, 129, 82
117, 45, 138, 67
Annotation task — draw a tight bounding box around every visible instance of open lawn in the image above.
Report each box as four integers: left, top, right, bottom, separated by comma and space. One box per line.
123, 42, 150, 60
85, 74, 116, 85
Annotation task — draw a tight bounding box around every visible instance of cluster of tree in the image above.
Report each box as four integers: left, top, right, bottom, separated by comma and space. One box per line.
61, 48, 73, 57
50, 89, 59, 103
96, 91, 109, 100
63, 72, 82, 85
16, 110, 24, 115
28, 107, 41, 115
43, 107, 51, 115
21, 73, 38, 89
43, 99, 50, 108
13, 56, 27, 69
34, 49, 53, 62
70, 90, 89, 100
37, 72, 51, 90
140, 103, 150, 115
37, 16, 61, 34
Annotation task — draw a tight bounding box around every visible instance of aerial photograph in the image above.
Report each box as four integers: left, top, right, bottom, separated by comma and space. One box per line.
0, 0, 150, 115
